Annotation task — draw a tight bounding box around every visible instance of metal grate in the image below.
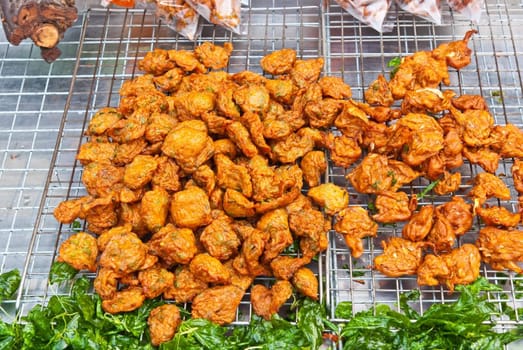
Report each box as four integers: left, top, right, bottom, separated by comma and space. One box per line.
0, 0, 522, 346
12, 1, 324, 325
323, 0, 523, 347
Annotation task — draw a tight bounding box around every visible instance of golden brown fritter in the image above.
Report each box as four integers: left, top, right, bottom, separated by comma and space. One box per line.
101, 287, 145, 314
326, 134, 362, 168
215, 153, 252, 197
265, 78, 297, 105
271, 131, 315, 164
53, 196, 91, 224
251, 280, 293, 320
260, 48, 297, 75
300, 150, 327, 187
257, 209, 293, 263
138, 265, 175, 299
162, 120, 214, 173
306, 98, 344, 129
148, 224, 198, 266
140, 188, 170, 233
469, 172, 511, 205
191, 285, 245, 325
432, 30, 476, 69
347, 153, 396, 194
152, 156, 181, 192
235, 224, 270, 277
388, 51, 449, 100
365, 74, 393, 107
57, 232, 98, 272
292, 267, 318, 300
194, 42, 233, 70
99, 231, 148, 274
76, 141, 117, 165
417, 244, 481, 291
82, 162, 124, 197
307, 183, 349, 216
401, 88, 453, 115
233, 84, 270, 114
451, 94, 488, 111
512, 159, 523, 194
477, 227, 523, 273
170, 185, 212, 229
226, 121, 259, 158
476, 206, 521, 228
118, 202, 148, 237
450, 107, 494, 147
189, 253, 231, 285
94, 267, 120, 299
87, 107, 122, 136
164, 266, 208, 303
374, 237, 427, 277
426, 207, 456, 253
373, 191, 412, 223
153, 67, 184, 93
270, 256, 309, 281
200, 213, 240, 261
168, 49, 206, 73
434, 171, 461, 195
192, 164, 216, 195
138, 49, 176, 75
144, 113, 178, 144
223, 188, 256, 218
334, 206, 378, 258
319, 76, 352, 100
123, 155, 158, 190
489, 124, 523, 158
462, 147, 499, 174
402, 205, 434, 242
290, 58, 324, 88
147, 304, 181, 346
438, 196, 473, 236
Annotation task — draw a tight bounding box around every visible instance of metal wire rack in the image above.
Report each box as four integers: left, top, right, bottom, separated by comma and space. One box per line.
0, 0, 522, 347
323, 0, 523, 347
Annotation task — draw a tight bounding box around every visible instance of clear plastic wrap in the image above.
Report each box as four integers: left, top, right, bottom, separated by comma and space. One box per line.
156, 1, 201, 40
334, 0, 393, 33
395, 0, 442, 25
184, 0, 242, 34
101, 0, 201, 40
446, 0, 482, 23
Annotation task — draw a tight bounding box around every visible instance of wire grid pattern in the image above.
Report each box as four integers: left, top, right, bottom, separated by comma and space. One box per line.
323, 0, 523, 343
11, 1, 324, 324
0, 15, 87, 318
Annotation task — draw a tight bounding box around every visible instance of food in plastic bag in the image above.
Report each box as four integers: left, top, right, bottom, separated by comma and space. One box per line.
184, 0, 242, 34
334, 0, 393, 33
157, 1, 200, 40
396, 0, 442, 25
447, 0, 482, 23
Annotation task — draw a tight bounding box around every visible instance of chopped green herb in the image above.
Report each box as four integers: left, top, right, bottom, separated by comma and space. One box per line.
339, 278, 523, 350
283, 241, 299, 255
342, 263, 350, 270
367, 202, 377, 215
71, 220, 82, 231
49, 261, 78, 284
515, 274, 523, 299
417, 180, 440, 200
0, 269, 21, 303
387, 57, 402, 78
335, 301, 353, 319
371, 181, 380, 190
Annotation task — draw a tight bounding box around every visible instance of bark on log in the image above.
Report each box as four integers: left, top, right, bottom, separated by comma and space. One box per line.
0, 0, 78, 61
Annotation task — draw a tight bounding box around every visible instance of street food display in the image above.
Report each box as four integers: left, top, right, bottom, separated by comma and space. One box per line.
51, 32, 523, 344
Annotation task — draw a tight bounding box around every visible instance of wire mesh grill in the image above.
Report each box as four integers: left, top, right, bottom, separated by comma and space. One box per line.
323, 0, 523, 346
0, 0, 522, 346
12, 1, 324, 325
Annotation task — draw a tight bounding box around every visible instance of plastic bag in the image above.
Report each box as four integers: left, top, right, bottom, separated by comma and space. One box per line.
446, 0, 482, 23
157, 1, 201, 40
396, 0, 442, 25
334, 0, 393, 33
184, 0, 242, 34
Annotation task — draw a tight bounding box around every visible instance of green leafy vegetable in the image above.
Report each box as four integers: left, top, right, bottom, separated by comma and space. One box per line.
49, 261, 78, 284
71, 220, 82, 232
339, 278, 523, 350
335, 301, 352, 319
387, 57, 402, 78
0, 269, 21, 302
416, 180, 439, 200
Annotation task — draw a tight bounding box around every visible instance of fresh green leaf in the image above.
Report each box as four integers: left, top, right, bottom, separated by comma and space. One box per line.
49, 261, 78, 285
71, 220, 82, 232
0, 269, 21, 302
339, 277, 523, 350
335, 301, 352, 319
387, 57, 402, 78
416, 180, 439, 200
